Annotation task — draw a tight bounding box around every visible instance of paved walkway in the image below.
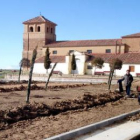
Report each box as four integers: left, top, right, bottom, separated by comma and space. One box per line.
76, 120, 140, 140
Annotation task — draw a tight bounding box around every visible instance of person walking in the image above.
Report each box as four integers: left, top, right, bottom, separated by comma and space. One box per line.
121, 70, 133, 97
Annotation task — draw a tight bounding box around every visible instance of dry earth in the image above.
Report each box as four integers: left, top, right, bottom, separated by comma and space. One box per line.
0, 81, 140, 140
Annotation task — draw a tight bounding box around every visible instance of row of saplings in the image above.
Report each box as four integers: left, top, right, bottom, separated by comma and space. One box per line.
18, 47, 55, 103
0, 47, 123, 128
17, 46, 123, 103
0, 92, 123, 129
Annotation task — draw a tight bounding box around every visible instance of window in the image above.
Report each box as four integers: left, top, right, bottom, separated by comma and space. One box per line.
53, 50, 57, 54
47, 27, 49, 32
51, 28, 53, 33
129, 66, 135, 72
37, 26, 40, 32
87, 50, 92, 54
87, 65, 92, 69
106, 49, 111, 53
30, 27, 33, 32
69, 50, 74, 53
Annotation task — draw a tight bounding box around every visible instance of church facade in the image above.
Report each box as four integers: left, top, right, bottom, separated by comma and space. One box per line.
22, 16, 140, 76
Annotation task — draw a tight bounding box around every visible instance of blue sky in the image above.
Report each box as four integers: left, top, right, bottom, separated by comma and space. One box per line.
0, 0, 140, 69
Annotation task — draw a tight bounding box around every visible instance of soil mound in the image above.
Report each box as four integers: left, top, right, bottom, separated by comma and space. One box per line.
0, 84, 89, 92
0, 92, 123, 130
0, 84, 43, 92
0, 80, 41, 85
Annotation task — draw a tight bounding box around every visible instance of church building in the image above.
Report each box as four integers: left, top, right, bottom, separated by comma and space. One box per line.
22, 16, 140, 76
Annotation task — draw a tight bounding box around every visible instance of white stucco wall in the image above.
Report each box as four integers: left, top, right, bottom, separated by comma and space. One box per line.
86, 63, 110, 75
33, 63, 68, 74
33, 50, 140, 76
73, 54, 86, 75
116, 64, 140, 76
86, 63, 140, 76
34, 62, 140, 76
33, 63, 46, 74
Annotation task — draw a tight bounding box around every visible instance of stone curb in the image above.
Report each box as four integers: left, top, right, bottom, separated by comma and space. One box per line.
45, 109, 140, 140
125, 131, 140, 140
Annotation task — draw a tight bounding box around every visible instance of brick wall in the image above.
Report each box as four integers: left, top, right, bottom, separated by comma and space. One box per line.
122, 37, 140, 52
42, 45, 125, 56
23, 38, 52, 51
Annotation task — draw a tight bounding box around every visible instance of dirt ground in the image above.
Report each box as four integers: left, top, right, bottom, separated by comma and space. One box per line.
0, 82, 79, 88
0, 81, 140, 140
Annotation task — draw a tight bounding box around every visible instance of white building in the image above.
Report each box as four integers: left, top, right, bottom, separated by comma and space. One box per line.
33, 51, 140, 77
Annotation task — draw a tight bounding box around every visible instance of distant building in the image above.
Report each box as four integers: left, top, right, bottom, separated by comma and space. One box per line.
22, 16, 140, 76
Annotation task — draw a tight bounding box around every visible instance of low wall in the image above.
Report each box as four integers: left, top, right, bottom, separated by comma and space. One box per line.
4, 75, 118, 84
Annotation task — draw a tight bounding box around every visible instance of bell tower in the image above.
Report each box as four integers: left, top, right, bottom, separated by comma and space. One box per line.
22, 16, 57, 60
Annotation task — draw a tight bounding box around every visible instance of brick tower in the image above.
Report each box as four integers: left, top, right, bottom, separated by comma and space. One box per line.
22, 16, 57, 60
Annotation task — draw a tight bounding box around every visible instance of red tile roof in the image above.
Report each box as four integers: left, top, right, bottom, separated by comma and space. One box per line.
44, 39, 122, 48
36, 55, 65, 63
122, 32, 140, 38
23, 16, 57, 25
36, 53, 140, 64
87, 53, 140, 64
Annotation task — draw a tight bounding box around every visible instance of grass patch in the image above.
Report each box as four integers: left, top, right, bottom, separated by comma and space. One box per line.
0, 70, 19, 79
0, 75, 4, 79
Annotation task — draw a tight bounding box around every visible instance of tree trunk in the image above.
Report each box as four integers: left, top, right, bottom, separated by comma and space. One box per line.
26, 48, 37, 103
94, 67, 96, 75
108, 68, 112, 85
108, 70, 112, 90
108, 68, 114, 90
26, 63, 34, 103
18, 65, 22, 83
46, 69, 49, 76
45, 63, 57, 90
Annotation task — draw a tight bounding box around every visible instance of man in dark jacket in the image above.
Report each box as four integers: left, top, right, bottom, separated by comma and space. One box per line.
122, 70, 133, 96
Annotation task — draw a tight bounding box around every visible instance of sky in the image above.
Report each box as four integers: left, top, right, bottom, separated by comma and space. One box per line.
1, 0, 140, 69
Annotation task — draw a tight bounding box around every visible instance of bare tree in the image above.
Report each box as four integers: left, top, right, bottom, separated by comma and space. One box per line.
91, 57, 104, 75
21, 58, 30, 69
18, 58, 30, 82
108, 58, 123, 90
45, 63, 57, 90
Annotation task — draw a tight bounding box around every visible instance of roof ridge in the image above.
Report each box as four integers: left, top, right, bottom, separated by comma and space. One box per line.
122, 32, 140, 38
36, 55, 65, 63
40, 16, 46, 22
44, 39, 123, 48
23, 16, 57, 25
59, 39, 122, 42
